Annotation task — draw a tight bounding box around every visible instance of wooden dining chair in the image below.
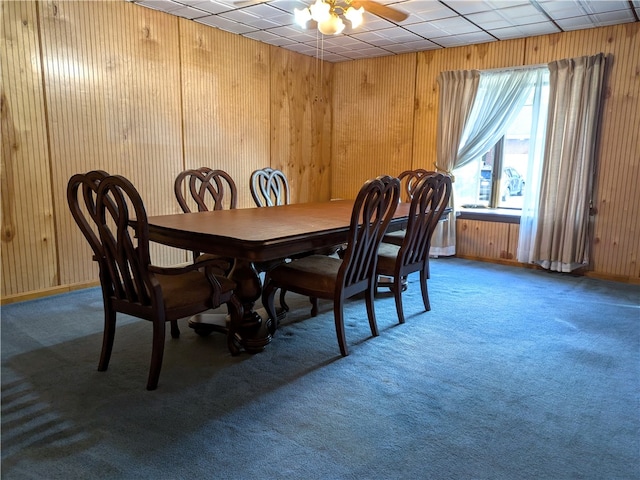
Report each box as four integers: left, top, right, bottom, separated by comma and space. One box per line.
250, 167, 320, 316
378, 169, 438, 292
68, 172, 243, 390
250, 167, 290, 207
261, 175, 400, 356
174, 167, 238, 273
375, 173, 452, 324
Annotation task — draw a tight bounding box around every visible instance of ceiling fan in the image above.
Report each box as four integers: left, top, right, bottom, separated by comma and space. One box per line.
233, 0, 409, 24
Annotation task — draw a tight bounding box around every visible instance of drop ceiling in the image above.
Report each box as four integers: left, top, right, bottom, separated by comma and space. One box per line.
128, 0, 640, 62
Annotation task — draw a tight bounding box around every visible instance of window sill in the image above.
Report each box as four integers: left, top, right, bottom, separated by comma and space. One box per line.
457, 206, 521, 224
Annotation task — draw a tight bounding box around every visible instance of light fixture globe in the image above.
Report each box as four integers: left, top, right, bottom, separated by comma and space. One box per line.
318, 13, 345, 35
344, 6, 364, 28
294, 7, 312, 27
309, 0, 331, 23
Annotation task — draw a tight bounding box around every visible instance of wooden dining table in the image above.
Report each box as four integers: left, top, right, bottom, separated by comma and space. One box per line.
147, 199, 411, 353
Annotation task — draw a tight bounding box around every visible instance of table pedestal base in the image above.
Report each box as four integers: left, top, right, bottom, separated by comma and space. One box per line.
187, 307, 287, 353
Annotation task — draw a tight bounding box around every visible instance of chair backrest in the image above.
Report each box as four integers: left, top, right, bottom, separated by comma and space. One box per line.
398, 169, 435, 202
96, 175, 156, 308
399, 173, 452, 267
250, 168, 290, 207
339, 175, 400, 296
67, 170, 112, 260
174, 167, 237, 213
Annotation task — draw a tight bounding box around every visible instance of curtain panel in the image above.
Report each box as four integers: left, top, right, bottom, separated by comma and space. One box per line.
431, 70, 479, 256
523, 53, 606, 272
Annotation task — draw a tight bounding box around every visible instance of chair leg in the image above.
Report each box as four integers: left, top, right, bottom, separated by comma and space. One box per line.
365, 285, 380, 336
262, 279, 280, 335
420, 268, 431, 311
310, 297, 318, 317
393, 277, 406, 324
226, 295, 244, 356
146, 319, 166, 391
170, 320, 180, 339
334, 299, 349, 356
279, 288, 289, 313
98, 307, 117, 371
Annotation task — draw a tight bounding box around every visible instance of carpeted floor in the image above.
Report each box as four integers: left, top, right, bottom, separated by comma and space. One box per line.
2, 258, 639, 479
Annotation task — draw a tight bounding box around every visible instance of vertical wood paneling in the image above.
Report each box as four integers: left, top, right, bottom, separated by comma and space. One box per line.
332, 54, 417, 199
1, 0, 58, 296
41, 0, 185, 286
456, 219, 511, 260
180, 20, 270, 209
526, 24, 640, 279
270, 47, 333, 204
507, 223, 520, 261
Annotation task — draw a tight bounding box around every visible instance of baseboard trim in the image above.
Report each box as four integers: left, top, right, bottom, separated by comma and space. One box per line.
1, 281, 100, 306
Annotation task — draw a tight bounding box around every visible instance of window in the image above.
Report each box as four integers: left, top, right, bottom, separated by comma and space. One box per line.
455, 74, 549, 212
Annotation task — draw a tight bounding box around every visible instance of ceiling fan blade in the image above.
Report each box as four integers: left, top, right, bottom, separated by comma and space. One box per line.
352, 1, 408, 22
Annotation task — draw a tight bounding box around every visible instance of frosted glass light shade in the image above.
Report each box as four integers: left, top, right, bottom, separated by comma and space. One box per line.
344, 6, 364, 28
309, 0, 331, 23
294, 7, 312, 27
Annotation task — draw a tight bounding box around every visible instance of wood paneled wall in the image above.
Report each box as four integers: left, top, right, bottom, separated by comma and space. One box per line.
1, 0, 638, 302
1, 0, 332, 301
331, 54, 417, 199
456, 220, 520, 262
179, 19, 270, 208
270, 47, 333, 204
2, 1, 58, 296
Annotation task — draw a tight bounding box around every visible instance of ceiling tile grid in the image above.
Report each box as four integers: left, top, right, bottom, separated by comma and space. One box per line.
128, 0, 639, 62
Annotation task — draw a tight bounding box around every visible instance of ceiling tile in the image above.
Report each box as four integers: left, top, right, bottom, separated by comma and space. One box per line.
195, 15, 259, 34
243, 30, 297, 45
180, 0, 235, 15
429, 16, 484, 35
167, 5, 213, 19
431, 30, 497, 47
134, 0, 185, 12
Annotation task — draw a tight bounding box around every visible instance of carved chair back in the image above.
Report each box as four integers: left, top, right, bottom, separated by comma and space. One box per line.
174, 167, 237, 213
250, 168, 290, 207
95, 175, 156, 309
67, 170, 111, 262
399, 173, 452, 269
398, 169, 436, 202
338, 175, 400, 298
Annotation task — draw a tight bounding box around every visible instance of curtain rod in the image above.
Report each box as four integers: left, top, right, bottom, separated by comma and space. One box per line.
482, 63, 548, 73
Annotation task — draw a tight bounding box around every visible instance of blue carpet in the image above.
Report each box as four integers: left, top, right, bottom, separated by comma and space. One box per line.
1, 258, 639, 479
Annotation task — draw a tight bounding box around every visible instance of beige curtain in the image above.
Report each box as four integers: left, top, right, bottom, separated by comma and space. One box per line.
529, 54, 606, 272
431, 70, 480, 256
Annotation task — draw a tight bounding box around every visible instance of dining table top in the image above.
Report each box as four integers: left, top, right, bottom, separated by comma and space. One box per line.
148, 199, 411, 263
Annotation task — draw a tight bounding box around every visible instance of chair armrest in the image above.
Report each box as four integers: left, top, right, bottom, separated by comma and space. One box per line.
148, 257, 228, 277
148, 259, 230, 307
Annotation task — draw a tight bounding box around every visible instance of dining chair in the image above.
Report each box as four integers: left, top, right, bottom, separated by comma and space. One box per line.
174, 167, 238, 273
250, 167, 320, 317
378, 169, 437, 292
383, 169, 436, 246
68, 172, 243, 390
375, 173, 452, 324
250, 167, 290, 207
261, 175, 400, 356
